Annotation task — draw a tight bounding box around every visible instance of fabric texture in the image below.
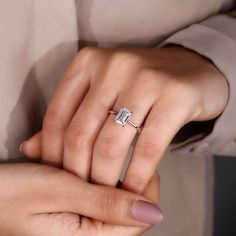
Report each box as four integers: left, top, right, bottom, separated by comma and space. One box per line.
0, 1, 235, 236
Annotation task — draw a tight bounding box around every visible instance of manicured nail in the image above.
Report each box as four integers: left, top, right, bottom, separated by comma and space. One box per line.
19, 142, 27, 153
132, 200, 163, 224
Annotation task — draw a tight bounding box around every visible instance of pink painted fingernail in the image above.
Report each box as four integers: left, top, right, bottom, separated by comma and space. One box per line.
132, 200, 163, 224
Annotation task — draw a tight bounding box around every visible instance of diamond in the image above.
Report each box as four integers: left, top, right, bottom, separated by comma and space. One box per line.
115, 107, 132, 126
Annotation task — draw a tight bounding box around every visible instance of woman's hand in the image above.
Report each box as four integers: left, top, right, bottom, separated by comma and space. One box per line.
0, 163, 161, 236
22, 46, 228, 193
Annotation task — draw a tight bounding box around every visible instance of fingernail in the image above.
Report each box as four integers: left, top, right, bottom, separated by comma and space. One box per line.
132, 200, 163, 224
19, 142, 27, 153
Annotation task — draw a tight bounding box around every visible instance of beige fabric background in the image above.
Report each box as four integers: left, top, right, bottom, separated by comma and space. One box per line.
0, 0, 233, 235
144, 151, 214, 236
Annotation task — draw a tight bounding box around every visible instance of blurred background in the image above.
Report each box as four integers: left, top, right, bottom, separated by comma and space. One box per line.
143, 153, 236, 236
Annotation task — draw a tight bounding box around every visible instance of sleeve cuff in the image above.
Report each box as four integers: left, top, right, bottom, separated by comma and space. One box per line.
159, 14, 236, 156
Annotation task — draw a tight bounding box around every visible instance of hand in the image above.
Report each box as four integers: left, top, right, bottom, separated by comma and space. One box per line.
0, 163, 161, 236
21, 46, 228, 193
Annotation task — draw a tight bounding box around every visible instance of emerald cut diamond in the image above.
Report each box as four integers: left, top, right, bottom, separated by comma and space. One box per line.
115, 107, 132, 126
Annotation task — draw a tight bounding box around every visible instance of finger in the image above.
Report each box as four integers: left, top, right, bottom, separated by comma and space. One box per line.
63, 54, 155, 181
30, 173, 161, 236
19, 164, 163, 226
21, 131, 42, 159
54, 171, 162, 227
142, 171, 160, 203
90, 81, 156, 186
104, 172, 161, 235
63, 79, 119, 180
123, 100, 187, 193
42, 57, 90, 167
29, 212, 80, 236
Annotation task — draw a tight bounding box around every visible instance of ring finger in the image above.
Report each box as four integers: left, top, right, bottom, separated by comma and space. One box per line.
90, 84, 157, 186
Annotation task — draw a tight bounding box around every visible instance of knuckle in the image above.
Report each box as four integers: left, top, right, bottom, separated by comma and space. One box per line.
43, 109, 65, 133
94, 135, 125, 159
65, 126, 88, 151
98, 51, 139, 84
75, 47, 104, 66
109, 51, 141, 70
74, 47, 101, 67
77, 46, 98, 59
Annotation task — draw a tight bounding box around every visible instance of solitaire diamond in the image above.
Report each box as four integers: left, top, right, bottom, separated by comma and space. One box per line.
115, 107, 132, 126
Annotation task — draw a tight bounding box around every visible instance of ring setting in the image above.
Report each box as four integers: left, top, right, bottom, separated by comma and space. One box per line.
109, 107, 141, 133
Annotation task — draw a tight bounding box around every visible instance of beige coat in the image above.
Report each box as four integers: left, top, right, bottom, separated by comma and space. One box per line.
0, 1, 236, 235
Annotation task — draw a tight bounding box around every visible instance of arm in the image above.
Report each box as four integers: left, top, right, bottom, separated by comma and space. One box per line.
159, 4, 236, 156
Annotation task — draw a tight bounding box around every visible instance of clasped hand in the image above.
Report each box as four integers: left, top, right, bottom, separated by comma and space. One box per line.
20, 46, 228, 235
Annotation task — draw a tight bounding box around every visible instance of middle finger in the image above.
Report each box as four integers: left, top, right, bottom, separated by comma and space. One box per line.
90, 83, 156, 186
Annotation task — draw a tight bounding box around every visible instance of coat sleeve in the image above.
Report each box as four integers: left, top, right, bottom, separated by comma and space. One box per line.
159, 3, 236, 156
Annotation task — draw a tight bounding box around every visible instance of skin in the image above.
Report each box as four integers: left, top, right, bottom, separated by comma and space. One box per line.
0, 163, 160, 236
22, 46, 228, 194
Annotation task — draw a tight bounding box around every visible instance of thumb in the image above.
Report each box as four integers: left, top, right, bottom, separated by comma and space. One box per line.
26, 164, 163, 226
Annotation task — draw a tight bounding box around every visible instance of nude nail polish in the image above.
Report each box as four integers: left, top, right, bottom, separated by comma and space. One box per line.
19, 142, 27, 153
132, 200, 163, 224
